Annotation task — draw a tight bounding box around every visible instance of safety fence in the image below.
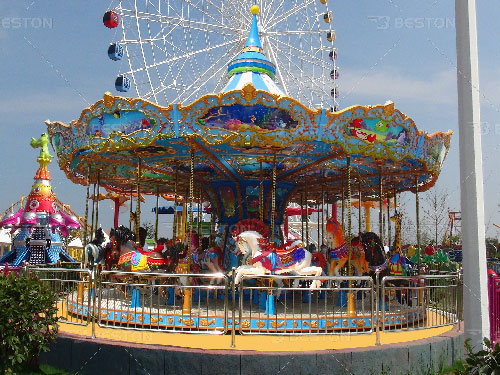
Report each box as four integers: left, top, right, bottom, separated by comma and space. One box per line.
25, 267, 461, 346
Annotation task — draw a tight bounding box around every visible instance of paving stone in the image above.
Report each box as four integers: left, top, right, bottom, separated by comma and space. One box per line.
278, 354, 316, 375
316, 351, 349, 375
40, 336, 73, 373
70, 339, 102, 375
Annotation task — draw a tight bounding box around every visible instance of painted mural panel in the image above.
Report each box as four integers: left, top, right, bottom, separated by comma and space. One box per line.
196, 104, 299, 131
87, 110, 156, 137
343, 118, 408, 146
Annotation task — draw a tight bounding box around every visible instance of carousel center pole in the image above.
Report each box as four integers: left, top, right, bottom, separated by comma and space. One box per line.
346, 156, 355, 316
304, 176, 309, 250
183, 147, 195, 315
455, 0, 489, 348
415, 175, 421, 274
387, 188, 391, 248
341, 172, 345, 231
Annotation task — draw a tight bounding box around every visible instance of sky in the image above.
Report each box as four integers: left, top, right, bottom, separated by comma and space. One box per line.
0, 0, 499, 240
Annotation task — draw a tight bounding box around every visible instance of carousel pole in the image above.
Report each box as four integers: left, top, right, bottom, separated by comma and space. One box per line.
198, 187, 202, 238
173, 164, 178, 242
304, 176, 309, 250
341, 172, 345, 231
378, 170, 384, 245
259, 160, 264, 222
155, 187, 159, 243
415, 176, 421, 273
90, 182, 96, 241
129, 190, 133, 231
135, 159, 142, 241
94, 170, 100, 234
456, 0, 489, 347
321, 186, 325, 246
270, 153, 276, 245
358, 178, 362, 234
183, 148, 195, 315
346, 156, 355, 316
387, 189, 391, 248
316, 196, 320, 249
300, 188, 305, 241
82, 166, 91, 266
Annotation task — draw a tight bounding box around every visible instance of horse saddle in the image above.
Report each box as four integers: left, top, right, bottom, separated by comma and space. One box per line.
329, 242, 348, 261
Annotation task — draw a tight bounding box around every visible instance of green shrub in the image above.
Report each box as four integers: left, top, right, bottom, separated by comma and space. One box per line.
0, 273, 58, 374
451, 338, 500, 375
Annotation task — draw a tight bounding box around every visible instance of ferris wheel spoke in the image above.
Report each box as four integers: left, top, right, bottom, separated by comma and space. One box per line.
125, 38, 238, 75
264, 29, 330, 36
177, 42, 243, 103
262, 34, 289, 96
270, 39, 331, 102
261, 0, 286, 30
267, 35, 330, 68
119, 8, 246, 34
264, 0, 316, 31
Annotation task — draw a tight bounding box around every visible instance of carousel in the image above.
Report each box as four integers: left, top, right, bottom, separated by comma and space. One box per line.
44, 6, 454, 335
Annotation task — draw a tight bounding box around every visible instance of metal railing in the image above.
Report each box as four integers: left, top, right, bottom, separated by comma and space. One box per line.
19, 267, 462, 347
98, 270, 228, 334
381, 274, 460, 332
28, 267, 93, 327
235, 275, 374, 335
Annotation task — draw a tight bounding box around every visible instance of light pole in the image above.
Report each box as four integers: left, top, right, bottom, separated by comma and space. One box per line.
455, 0, 489, 349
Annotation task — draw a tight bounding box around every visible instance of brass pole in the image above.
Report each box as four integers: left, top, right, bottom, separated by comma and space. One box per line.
416, 175, 421, 274
270, 153, 277, 245
341, 172, 345, 231
198, 187, 202, 237
135, 159, 142, 241
183, 148, 195, 314
82, 166, 91, 265
155, 187, 159, 243
301, 189, 304, 241
358, 178, 362, 234
346, 156, 355, 316
387, 188, 391, 247
321, 186, 325, 246
173, 164, 178, 242
304, 176, 309, 250
129, 190, 133, 231
259, 160, 263, 222
94, 170, 100, 235
90, 182, 96, 242
378, 169, 384, 245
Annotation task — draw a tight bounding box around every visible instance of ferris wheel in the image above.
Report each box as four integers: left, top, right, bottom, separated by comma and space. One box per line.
103, 0, 340, 110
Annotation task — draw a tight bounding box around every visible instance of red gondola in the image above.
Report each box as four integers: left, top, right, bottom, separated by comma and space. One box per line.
103, 10, 119, 29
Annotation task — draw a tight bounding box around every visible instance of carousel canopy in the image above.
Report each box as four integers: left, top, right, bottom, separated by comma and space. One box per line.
46, 6, 451, 222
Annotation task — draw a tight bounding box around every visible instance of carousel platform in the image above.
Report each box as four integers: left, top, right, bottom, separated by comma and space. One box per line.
41, 321, 464, 375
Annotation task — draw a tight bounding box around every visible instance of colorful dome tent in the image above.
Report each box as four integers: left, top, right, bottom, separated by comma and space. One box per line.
0, 134, 80, 266
46, 7, 452, 259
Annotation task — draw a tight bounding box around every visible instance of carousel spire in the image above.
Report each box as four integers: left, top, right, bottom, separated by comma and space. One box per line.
223, 6, 284, 95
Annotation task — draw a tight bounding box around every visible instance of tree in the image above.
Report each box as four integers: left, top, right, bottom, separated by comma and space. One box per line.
423, 187, 450, 246
141, 221, 155, 239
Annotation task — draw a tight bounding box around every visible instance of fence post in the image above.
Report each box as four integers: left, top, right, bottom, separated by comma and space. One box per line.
231, 267, 236, 348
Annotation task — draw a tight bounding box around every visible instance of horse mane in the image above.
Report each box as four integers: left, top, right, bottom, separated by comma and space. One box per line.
232, 219, 269, 239
91, 228, 105, 246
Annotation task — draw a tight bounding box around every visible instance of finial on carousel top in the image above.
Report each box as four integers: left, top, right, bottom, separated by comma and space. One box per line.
223, 6, 284, 96
30, 133, 53, 169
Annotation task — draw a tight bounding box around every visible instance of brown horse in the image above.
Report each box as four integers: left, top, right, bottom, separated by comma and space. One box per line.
326, 216, 369, 276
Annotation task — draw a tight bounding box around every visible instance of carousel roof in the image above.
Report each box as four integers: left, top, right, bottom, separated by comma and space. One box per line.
46, 7, 452, 208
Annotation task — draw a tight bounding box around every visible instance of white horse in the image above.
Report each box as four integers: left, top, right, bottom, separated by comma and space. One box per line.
233, 230, 323, 289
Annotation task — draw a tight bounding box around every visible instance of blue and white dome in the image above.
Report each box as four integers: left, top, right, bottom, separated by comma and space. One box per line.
222, 6, 284, 96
